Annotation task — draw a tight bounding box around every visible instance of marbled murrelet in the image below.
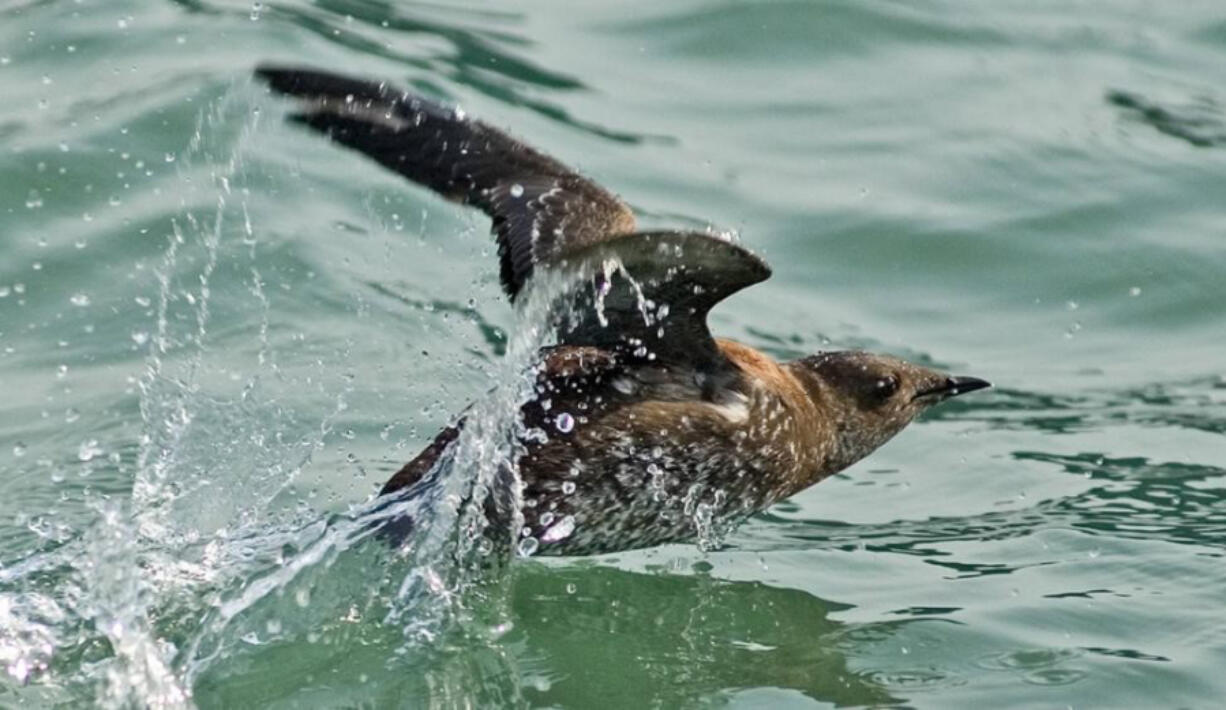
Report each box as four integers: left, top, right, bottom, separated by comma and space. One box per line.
257, 66, 991, 556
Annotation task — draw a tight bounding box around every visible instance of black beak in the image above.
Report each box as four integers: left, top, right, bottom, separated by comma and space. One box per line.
914, 375, 992, 401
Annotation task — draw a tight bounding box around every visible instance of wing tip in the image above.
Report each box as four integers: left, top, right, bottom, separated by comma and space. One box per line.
554, 230, 772, 299
612, 230, 772, 285
254, 63, 396, 104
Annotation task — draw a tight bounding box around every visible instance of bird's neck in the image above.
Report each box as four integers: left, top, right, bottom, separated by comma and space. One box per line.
716, 341, 843, 497
780, 360, 867, 490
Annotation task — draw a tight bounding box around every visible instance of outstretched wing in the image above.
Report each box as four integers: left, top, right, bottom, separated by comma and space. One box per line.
554, 231, 770, 377
256, 66, 772, 376
256, 65, 636, 299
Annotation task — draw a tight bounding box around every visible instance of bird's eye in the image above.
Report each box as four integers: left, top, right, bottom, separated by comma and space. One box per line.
874, 376, 900, 400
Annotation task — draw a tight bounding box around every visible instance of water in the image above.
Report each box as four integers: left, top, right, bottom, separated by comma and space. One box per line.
2, 0, 1224, 707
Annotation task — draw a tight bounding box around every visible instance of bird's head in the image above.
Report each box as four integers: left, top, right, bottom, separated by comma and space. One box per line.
792, 350, 990, 469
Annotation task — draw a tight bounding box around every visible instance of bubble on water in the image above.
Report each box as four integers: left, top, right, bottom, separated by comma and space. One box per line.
12, 442, 26, 457
250, 2, 263, 20
509, 183, 524, 198
554, 412, 574, 433
77, 439, 103, 462
561, 481, 575, 495
294, 588, 310, 608
1065, 300, 1079, 311
164, 153, 175, 163
24, 190, 42, 209
64, 408, 80, 423
539, 512, 554, 527
56, 365, 67, 378
517, 536, 539, 557
0, 286, 9, 298
131, 331, 148, 345
565, 583, 576, 594
1129, 286, 1141, 297
541, 515, 575, 543
69, 293, 90, 307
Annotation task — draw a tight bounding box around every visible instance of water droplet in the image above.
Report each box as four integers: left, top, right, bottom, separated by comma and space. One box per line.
250, 1, 263, 20
561, 481, 576, 495
77, 439, 103, 461
13, 442, 26, 457
69, 293, 90, 307
541, 515, 575, 543
554, 412, 574, 433
565, 583, 576, 594
1065, 300, 1079, 311
164, 153, 175, 163
517, 536, 539, 556
0, 286, 9, 298
56, 364, 68, 378
1129, 286, 1141, 297
24, 190, 42, 209
509, 183, 524, 198
294, 588, 310, 607
64, 408, 80, 423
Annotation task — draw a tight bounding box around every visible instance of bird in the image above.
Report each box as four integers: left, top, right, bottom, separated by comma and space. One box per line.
255, 65, 991, 557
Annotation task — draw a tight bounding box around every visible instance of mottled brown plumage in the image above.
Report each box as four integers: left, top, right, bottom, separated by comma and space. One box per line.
257, 65, 990, 556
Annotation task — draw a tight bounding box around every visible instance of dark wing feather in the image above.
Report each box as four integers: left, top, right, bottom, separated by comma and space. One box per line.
256, 65, 772, 376
255, 65, 636, 299
552, 231, 770, 376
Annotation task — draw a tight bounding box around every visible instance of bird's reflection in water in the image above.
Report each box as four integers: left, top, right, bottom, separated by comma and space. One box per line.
507, 563, 899, 708
189, 556, 903, 707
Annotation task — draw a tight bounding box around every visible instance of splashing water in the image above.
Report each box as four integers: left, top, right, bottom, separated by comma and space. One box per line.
0, 79, 615, 706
